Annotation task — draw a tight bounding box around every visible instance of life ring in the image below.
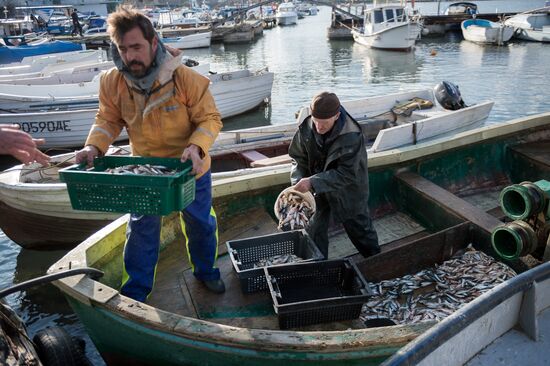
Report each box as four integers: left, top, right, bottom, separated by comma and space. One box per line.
33, 326, 91, 366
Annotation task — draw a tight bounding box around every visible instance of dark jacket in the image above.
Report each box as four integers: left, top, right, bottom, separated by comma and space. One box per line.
289, 107, 370, 221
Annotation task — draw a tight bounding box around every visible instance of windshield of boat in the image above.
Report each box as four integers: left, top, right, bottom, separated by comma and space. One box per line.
374, 10, 384, 24
385, 9, 395, 22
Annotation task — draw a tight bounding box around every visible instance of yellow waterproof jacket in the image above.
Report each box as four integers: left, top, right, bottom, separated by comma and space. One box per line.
85, 53, 222, 177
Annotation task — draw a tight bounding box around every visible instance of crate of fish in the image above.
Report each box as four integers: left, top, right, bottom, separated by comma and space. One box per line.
226, 230, 324, 293
59, 156, 195, 215
264, 259, 372, 329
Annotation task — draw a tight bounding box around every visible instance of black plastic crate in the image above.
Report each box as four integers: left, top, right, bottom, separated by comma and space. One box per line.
226, 230, 324, 293
264, 259, 372, 329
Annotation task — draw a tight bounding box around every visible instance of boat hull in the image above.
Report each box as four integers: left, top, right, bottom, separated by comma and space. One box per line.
352, 23, 421, 51
0, 109, 128, 149
461, 19, 514, 44
0, 200, 113, 249
67, 296, 420, 366
163, 32, 212, 49
276, 14, 298, 25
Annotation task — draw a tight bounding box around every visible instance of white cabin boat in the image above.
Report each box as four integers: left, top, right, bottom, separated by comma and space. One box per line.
276, 2, 298, 25
505, 8, 550, 42
461, 18, 514, 45
162, 31, 212, 49
351, 4, 422, 51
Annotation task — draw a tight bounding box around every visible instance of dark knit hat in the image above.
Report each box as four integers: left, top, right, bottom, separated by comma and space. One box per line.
310, 92, 341, 119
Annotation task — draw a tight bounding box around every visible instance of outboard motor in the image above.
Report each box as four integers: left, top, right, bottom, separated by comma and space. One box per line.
433, 81, 466, 110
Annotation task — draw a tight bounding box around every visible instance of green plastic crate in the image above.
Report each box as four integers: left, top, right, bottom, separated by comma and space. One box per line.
59, 156, 195, 215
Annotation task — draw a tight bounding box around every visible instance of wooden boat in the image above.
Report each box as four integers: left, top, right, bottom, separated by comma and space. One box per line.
162, 31, 212, 49
504, 7, 550, 43
351, 4, 422, 51
0, 87, 492, 248
461, 19, 514, 45
48, 112, 550, 365
0, 67, 274, 118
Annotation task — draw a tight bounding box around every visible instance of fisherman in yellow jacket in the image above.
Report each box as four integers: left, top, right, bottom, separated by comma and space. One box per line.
75, 5, 225, 300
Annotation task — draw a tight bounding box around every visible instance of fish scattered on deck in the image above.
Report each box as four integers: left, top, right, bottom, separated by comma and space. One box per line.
361, 246, 517, 325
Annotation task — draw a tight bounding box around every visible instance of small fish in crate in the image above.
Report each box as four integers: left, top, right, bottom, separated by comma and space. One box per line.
105, 164, 177, 176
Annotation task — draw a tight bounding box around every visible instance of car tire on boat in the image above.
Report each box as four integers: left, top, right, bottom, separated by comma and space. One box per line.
33, 326, 90, 366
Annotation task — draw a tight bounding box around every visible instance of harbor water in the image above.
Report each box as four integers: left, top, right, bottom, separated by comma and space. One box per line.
1, 1, 550, 364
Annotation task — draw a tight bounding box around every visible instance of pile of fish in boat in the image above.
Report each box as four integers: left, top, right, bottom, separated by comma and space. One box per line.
361, 246, 517, 325
104, 164, 177, 176
254, 254, 304, 268
276, 192, 314, 231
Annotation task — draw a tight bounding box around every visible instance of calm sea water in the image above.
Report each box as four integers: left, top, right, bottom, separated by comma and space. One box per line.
1, 1, 549, 364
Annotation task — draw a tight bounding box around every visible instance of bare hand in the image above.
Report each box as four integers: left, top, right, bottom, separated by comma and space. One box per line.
181, 144, 204, 175
294, 178, 312, 193
75, 145, 99, 167
0, 125, 50, 166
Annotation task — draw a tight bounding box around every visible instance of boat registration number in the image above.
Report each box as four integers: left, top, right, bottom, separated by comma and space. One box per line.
16, 121, 72, 133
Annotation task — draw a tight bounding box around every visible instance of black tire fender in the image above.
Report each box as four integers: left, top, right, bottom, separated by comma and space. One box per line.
33, 327, 91, 366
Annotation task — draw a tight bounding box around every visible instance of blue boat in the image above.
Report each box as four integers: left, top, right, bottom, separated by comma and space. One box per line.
0, 40, 84, 64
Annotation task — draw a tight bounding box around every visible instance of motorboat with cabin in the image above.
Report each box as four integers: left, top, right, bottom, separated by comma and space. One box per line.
276, 2, 298, 26
351, 3, 421, 51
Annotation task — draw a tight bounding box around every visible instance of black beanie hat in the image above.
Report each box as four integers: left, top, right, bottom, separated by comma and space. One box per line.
310, 92, 341, 119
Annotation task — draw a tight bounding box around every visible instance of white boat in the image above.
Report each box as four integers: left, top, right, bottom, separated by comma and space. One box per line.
0, 67, 274, 119
0, 60, 114, 85
0, 86, 493, 248
162, 31, 212, 49
504, 7, 550, 42
296, 88, 494, 153
0, 49, 106, 76
208, 68, 274, 118
351, 4, 422, 51
276, 2, 298, 25
0, 108, 128, 149
461, 18, 514, 45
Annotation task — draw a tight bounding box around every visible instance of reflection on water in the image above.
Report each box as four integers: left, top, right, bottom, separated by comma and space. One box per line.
353, 44, 422, 85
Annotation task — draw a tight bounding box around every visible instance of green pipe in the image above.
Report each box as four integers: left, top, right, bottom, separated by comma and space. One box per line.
499, 181, 550, 220
491, 220, 538, 260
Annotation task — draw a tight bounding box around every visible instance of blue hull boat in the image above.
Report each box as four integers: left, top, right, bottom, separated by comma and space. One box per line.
0, 40, 84, 64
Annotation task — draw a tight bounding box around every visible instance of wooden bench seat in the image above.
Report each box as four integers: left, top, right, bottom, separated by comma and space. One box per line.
250, 154, 292, 167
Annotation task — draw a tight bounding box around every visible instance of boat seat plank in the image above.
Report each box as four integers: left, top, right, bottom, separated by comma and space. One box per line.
509, 142, 550, 169
329, 211, 425, 259
239, 150, 269, 163
396, 172, 502, 234
250, 154, 292, 168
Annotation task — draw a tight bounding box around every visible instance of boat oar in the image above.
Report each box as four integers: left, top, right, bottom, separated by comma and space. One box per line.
0, 267, 103, 299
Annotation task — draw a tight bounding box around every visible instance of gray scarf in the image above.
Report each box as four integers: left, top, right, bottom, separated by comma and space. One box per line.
111, 35, 167, 94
